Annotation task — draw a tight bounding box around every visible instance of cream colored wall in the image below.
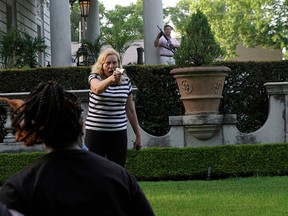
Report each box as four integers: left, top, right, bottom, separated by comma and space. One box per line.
122, 41, 145, 65
229, 42, 283, 61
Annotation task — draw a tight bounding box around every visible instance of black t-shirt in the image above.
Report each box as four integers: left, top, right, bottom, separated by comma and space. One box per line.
0, 149, 155, 216
0, 202, 11, 216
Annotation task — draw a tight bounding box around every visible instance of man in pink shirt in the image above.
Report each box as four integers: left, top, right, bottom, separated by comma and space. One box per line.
154, 24, 180, 65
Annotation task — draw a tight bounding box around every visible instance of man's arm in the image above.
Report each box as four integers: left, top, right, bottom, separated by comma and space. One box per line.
154, 32, 162, 47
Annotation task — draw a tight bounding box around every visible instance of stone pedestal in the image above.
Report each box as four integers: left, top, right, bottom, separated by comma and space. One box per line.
169, 114, 237, 146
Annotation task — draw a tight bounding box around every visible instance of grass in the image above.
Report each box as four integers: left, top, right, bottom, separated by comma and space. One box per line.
139, 176, 288, 216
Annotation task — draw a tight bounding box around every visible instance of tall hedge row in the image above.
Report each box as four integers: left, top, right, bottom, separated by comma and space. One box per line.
1, 61, 288, 141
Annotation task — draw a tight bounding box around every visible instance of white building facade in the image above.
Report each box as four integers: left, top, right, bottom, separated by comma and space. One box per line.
0, 0, 51, 66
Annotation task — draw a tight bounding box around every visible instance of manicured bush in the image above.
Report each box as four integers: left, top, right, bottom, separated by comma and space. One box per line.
1, 143, 288, 185
127, 143, 288, 181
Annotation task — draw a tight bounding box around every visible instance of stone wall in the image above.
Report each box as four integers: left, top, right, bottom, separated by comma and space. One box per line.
0, 82, 287, 152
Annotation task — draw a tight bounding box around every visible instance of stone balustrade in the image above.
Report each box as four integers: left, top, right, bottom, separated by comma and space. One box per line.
1, 82, 288, 152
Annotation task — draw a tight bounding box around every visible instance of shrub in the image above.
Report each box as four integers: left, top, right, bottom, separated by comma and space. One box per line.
174, 9, 222, 66
1, 143, 288, 185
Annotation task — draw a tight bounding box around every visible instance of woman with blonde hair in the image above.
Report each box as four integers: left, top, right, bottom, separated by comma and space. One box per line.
85, 48, 142, 167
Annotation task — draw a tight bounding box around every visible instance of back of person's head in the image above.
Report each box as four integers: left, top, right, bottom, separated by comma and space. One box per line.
91, 48, 122, 77
12, 81, 83, 148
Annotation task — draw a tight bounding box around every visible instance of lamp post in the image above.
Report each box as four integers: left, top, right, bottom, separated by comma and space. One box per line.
79, 0, 90, 19
79, 0, 90, 40
78, 0, 90, 65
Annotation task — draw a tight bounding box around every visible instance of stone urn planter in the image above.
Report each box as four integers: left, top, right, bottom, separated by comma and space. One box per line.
171, 66, 230, 115
170, 10, 232, 140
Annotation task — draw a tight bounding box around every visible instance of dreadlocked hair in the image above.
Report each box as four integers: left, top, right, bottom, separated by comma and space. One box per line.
12, 81, 83, 148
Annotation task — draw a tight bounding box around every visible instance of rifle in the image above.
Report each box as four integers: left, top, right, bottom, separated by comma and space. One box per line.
157, 25, 175, 53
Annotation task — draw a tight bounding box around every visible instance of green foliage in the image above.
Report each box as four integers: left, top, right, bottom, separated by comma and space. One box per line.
216, 61, 288, 133
70, 1, 106, 42
103, 29, 137, 63
0, 28, 21, 68
172, 0, 288, 59
0, 28, 47, 68
125, 65, 184, 136
0, 152, 43, 184
1, 143, 288, 185
174, 10, 222, 66
164, 0, 192, 34
70, 0, 287, 61
100, 1, 144, 62
70, 1, 81, 42
15, 33, 47, 68
0, 61, 288, 137
101, 1, 143, 38
77, 35, 106, 65
0, 67, 91, 93
70, 1, 143, 63
141, 177, 288, 216
127, 143, 288, 181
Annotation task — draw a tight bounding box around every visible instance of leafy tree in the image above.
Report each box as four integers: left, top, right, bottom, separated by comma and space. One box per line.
70, 1, 81, 42
0, 28, 20, 68
101, 1, 144, 37
101, 1, 143, 62
164, 0, 192, 33
0, 28, 47, 68
15, 32, 47, 68
76, 34, 106, 65
169, 0, 288, 59
103, 26, 138, 62
70, 1, 143, 62
174, 10, 222, 66
70, 1, 105, 42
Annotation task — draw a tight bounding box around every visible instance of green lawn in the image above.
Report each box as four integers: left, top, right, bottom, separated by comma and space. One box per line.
140, 176, 288, 216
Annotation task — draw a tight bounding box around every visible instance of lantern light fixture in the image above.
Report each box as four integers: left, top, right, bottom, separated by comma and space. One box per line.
79, 0, 90, 18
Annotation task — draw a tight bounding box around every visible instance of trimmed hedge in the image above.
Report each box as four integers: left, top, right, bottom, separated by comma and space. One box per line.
1, 143, 288, 185
1, 61, 288, 139
127, 143, 288, 181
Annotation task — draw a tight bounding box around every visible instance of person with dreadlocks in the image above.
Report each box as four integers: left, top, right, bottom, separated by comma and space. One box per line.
0, 81, 155, 216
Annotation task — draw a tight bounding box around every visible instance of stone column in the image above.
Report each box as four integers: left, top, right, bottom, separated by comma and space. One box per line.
87, 0, 100, 41
50, 0, 72, 66
143, 0, 163, 64
264, 82, 288, 143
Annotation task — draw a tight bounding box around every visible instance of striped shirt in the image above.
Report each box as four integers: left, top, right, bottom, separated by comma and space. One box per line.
85, 73, 132, 131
